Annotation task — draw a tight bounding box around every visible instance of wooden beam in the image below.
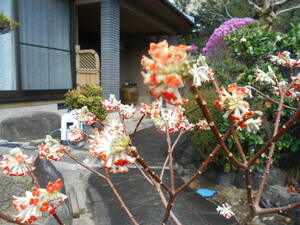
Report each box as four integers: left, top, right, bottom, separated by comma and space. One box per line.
120, 0, 176, 33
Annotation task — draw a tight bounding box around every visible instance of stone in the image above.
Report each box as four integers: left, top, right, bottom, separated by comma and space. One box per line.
0, 139, 8, 145
0, 112, 60, 142
173, 133, 199, 166
261, 185, 300, 220
217, 172, 237, 187
233, 168, 287, 189
33, 157, 73, 225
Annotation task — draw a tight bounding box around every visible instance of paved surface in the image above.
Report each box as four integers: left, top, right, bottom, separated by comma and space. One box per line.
0, 110, 238, 225
86, 127, 238, 225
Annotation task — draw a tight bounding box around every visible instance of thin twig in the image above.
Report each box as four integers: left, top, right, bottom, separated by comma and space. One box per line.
249, 86, 297, 111
230, 123, 247, 163
192, 86, 247, 169
248, 108, 300, 166
105, 170, 139, 225
161, 194, 175, 225
254, 89, 285, 205
166, 132, 175, 191
132, 115, 146, 141
27, 165, 65, 225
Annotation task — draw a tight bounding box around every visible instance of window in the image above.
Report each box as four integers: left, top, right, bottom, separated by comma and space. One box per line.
18, 0, 72, 90
0, 0, 17, 90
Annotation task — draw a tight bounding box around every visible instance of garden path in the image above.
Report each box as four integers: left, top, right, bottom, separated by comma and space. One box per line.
86, 127, 239, 225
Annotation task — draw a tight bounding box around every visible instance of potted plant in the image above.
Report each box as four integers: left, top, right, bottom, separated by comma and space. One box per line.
0, 13, 18, 35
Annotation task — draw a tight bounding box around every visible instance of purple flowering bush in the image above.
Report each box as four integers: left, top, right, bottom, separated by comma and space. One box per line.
202, 17, 257, 56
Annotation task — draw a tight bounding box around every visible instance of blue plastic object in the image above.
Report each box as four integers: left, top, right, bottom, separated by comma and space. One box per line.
196, 188, 217, 198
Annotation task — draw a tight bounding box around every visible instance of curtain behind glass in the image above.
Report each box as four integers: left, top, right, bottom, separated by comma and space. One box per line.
19, 0, 72, 90
0, 0, 17, 90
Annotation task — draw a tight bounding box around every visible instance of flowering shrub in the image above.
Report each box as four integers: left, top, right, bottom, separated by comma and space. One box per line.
202, 17, 257, 56
1, 40, 300, 225
64, 84, 107, 121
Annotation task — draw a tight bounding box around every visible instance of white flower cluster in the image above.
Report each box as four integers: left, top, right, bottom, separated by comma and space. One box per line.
0, 148, 34, 176
102, 95, 136, 119
189, 55, 211, 87
216, 203, 235, 219
255, 66, 276, 85
88, 119, 136, 173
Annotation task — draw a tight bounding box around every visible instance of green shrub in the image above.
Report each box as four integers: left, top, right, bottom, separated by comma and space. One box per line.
184, 88, 226, 168
0, 13, 18, 35
64, 85, 107, 121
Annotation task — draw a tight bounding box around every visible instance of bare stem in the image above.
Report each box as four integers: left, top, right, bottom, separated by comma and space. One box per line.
27, 164, 65, 225
249, 86, 297, 111
132, 115, 146, 141
131, 151, 173, 195
254, 93, 284, 205
161, 194, 175, 225
105, 170, 139, 225
155, 184, 182, 225
248, 109, 300, 166
192, 86, 247, 169
166, 132, 175, 191
230, 124, 247, 163
160, 131, 183, 180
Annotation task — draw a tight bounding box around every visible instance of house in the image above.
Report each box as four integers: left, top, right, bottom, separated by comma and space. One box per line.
0, 0, 194, 108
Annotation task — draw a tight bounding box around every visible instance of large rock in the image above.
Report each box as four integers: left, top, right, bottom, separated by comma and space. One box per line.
261, 185, 300, 220
173, 133, 199, 166
0, 112, 60, 141
233, 168, 287, 189
34, 157, 73, 225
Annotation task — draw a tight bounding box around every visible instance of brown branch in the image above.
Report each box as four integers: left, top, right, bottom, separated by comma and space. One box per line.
175, 118, 248, 194
105, 170, 139, 225
230, 124, 247, 163
248, 108, 300, 167
62, 149, 106, 180
0, 212, 35, 225
155, 184, 182, 225
256, 202, 300, 215
27, 165, 65, 225
254, 93, 284, 205
131, 151, 173, 195
132, 115, 146, 140
63, 149, 138, 225
175, 144, 221, 194
166, 132, 175, 191
161, 194, 175, 225
249, 86, 297, 111
192, 86, 247, 169
276, 4, 300, 15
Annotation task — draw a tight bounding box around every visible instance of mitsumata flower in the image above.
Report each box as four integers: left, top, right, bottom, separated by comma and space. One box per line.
255, 66, 276, 85
87, 120, 136, 173
216, 83, 252, 121
140, 102, 161, 116
141, 40, 191, 105
189, 56, 212, 87
13, 179, 67, 224
118, 104, 136, 119
216, 203, 235, 219
273, 81, 300, 99
202, 17, 256, 56
269, 51, 300, 68
151, 106, 194, 133
243, 118, 263, 132
74, 106, 96, 126
195, 120, 210, 131
102, 94, 121, 111
38, 135, 65, 161
67, 124, 84, 142
0, 148, 34, 176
